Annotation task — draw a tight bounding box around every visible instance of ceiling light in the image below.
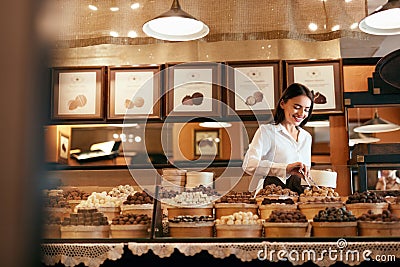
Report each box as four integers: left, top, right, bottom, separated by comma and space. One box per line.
142, 0, 209, 41
359, 0, 400, 35
110, 31, 119, 37
331, 25, 340, 31
350, 22, 358, 30
128, 30, 138, 38
348, 132, 380, 146
308, 23, 318, 31
110, 7, 119, 12
305, 120, 330, 128
199, 122, 232, 128
353, 110, 400, 133
130, 3, 140, 10
88, 5, 98, 11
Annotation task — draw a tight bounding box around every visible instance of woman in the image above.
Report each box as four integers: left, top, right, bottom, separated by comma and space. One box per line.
242, 83, 314, 195
375, 170, 400, 190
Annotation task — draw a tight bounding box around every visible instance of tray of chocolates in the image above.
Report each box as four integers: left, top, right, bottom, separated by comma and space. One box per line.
311, 207, 357, 237
214, 191, 258, 218
110, 213, 151, 238
121, 191, 154, 216
345, 191, 388, 218
263, 210, 309, 237
258, 198, 297, 220
60, 208, 110, 238
255, 184, 298, 205
357, 210, 400, 237
168, 215, 214, 238
299, 186, 341, 203
215, 211, 263, 238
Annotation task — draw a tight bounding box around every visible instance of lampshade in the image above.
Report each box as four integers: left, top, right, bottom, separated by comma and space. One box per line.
348, 132, 380, 146
142, 0, 209, 41
199, 122, 232, 128
359, 0, 400, 35
353, 110, 400, 133
304, 120, 330, 128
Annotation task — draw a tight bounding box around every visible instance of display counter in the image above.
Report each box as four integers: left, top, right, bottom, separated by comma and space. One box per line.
41, 239, 400, 267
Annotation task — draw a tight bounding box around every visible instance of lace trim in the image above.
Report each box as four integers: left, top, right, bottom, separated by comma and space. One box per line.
41, 243, 124, 267
42, 241, 400, 267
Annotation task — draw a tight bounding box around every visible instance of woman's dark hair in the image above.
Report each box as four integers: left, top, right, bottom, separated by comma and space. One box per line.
273, 83, 314, 127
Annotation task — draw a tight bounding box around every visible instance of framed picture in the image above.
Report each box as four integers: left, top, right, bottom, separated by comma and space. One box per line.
194, 130, 220, 157
165, 62, 221, 117
108, 65, 161, 120
285, 59, 343, 114
58, 133, 70, 164
226, 60, 281, 116
51, 67, 105, 120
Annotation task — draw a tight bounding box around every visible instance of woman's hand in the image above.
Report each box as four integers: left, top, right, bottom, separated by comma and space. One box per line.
286, 162, 310, 179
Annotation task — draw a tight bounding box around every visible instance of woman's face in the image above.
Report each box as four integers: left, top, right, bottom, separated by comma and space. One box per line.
280, 95, 312, 126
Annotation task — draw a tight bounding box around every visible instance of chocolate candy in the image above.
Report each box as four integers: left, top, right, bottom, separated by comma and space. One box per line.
62, 208, 109, 226
313, 207, 356, 222
358, 209, 400, 222
169, 215, 214, 223
216, 191, 256, 204
261, 198, 295, 205
111, 213, 150, 225
124, 191, 153, 205
346, 191, 385, 204
267, 210, 307, 223
257, 184, 298, 197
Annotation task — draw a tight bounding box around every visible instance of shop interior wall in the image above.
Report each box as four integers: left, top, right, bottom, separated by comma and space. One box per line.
47, 39, 353, 195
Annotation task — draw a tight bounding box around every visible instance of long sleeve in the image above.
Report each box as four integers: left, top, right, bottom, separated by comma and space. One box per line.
242, 124, 312, 184
242, 125, 288, 179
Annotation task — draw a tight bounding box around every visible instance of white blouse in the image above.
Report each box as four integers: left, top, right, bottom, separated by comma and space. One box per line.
242, 123, 312, 184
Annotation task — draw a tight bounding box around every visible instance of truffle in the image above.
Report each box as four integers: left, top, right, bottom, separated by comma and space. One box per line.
313, 92, 327, 104
191, 92, 204, 105
182, 95, 193, 105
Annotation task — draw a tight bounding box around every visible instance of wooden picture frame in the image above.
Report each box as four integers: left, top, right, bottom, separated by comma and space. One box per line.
285, 59, 344, 115
225, 60, 281, 116
165, 62, 221, 118
107, 65, 162, 120
194, 129, 220, 157
51, 66, 105, 120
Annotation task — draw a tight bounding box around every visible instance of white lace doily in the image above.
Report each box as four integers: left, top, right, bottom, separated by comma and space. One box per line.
41, 243, 124, 267
127, 241, 400, 266
42, 241, 400, 267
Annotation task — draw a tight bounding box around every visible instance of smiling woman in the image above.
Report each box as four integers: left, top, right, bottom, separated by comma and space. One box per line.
242, 83, 314, 195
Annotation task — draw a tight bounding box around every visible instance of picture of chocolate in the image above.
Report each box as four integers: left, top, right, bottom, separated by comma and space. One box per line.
125, 97, 145, 109
133, 97, 144, 108
125, 99, 135, 109
253, 91, 264, 103
191, 92, 204, 105
182, 95, 193, 105
68, 94, 87, 110
245, 95, 256, 106
313, 92, 327, 104
245, 91, 264, 106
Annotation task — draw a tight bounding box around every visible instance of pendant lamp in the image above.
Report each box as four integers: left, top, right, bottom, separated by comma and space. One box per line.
359, 0, 400, 35
304, 120, 330, 128
142, 0, 209, 41
199, 122, 232, 128
353, 109, 400, 133
348, 132, 380, 146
